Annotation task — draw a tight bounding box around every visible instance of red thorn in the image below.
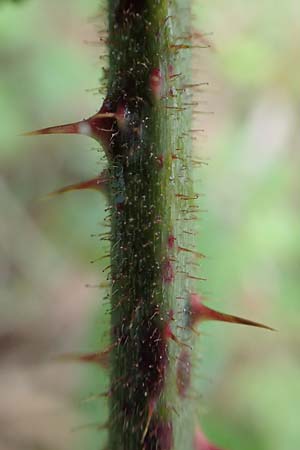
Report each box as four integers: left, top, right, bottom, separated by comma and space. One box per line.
55, 351, 109, 368
22, 114, 113, 148
189, 293, 274, 331
22, 121, 86, 137
22, 98, 118, 157
46, 171, 109, 198
54, 345, 113, 368
194, 426, 224, 450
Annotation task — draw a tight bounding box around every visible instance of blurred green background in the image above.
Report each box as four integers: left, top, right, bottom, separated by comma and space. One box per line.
0, 1, 299, 449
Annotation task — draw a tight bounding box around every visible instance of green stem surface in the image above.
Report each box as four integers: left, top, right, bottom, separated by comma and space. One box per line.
106, 2, 195, 449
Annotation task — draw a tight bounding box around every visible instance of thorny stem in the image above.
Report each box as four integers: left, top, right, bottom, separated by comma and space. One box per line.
23, 1, 274, 448
106, 1, 195, 449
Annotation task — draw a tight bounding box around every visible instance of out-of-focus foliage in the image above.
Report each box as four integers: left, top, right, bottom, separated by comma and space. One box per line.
193, 2, 300, 450
0, 0, 24, 5
0, 1, 299, 450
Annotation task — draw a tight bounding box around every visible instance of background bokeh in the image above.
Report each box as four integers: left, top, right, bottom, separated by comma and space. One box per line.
1, 1, 299, 449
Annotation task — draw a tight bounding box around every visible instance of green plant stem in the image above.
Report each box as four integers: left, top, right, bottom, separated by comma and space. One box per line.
106, 1, 194, 449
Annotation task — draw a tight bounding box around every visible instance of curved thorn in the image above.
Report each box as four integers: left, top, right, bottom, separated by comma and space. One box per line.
44, 172, 109, 199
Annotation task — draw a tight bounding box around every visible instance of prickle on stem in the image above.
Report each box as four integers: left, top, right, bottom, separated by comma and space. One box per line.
22, 99, 122, 157
45, 170, 110, 199
189, 293, 274, 330
54, 346, 112, 369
